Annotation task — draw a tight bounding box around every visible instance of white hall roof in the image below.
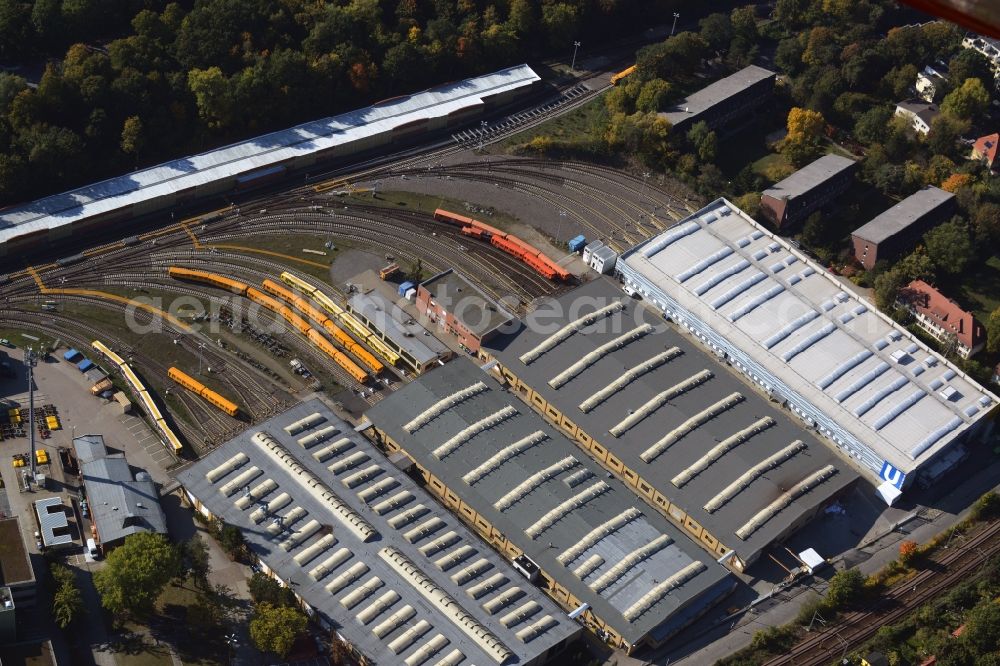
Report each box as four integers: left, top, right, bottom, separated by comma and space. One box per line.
620, 199, 997, 478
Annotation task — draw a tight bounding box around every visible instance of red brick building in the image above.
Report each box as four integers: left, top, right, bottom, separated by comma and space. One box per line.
851, 186, 955, 270
759, 154, 857, 229
416, 269, 514, 353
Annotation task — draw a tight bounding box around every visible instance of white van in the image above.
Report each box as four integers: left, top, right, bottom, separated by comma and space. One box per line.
86, 538, 99, 559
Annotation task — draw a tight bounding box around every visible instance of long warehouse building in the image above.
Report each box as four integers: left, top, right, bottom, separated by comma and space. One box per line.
177, 400, 579, 666
366, 358, 736, 655
616, 198, 998, 502
0, 65, 541, 257
478, 279, 857, 571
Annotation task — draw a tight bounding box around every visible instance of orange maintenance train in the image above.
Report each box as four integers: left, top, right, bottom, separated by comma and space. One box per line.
433, 208, 571, 281
167, 367, 240, 417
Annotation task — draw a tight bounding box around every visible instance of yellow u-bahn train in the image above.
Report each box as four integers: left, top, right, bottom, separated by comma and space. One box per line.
610, 65, 636, 86
91, 340, 184, 453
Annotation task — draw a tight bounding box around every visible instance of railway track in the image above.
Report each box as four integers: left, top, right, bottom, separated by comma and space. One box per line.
763, 519, 1000, 665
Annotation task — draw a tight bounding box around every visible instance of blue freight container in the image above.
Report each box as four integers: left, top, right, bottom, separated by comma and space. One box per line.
77, 359, 94, 372
64, 349, 81, 362
568, 235, 586, 253
397, 281, 415, 296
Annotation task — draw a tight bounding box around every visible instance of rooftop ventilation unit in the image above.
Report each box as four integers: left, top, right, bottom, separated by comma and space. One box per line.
589, 535, 672, 593
283, 412, 325, 436
494, 456, 579, 511
621, 561, 705, 622
549, 324, 653, 389
672, 417, 775, 487
735, 465, 838, 540
704, 440, 807, 513
641, 392, 743, 463
434, 406, 518, 459
519, 301, 625, 365
404, 381, 488, 433
609, 370, 713, 437
525, 481, 610, 538
463, 431, 547, 485
557, 507, 642, 566
579, 348, 681, 413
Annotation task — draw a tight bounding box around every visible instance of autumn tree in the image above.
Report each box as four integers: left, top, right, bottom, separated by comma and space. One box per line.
898, 540, 918, 564
686, 121, 717, 163
941, 173, 972, 193
781, 107, 826, 166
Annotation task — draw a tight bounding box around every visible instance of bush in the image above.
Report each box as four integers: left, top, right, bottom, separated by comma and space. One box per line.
248, 572, 298, 609
826, 568, 866, 610
749, 625, 798, 652
971, 492, 1000, 522
899, 540, 919, 565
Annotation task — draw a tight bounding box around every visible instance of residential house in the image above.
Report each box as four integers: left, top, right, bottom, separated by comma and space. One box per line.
895, 99, 941, 135
897, 280, 985, 359
915, 64, 948, 102
971, 133, 998, 171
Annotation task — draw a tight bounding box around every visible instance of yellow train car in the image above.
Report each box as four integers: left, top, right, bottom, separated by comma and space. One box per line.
306, 329, 368, 383
312, 289, 346, 317
91, 340, 126, 368
156, 419, 184, 453
167, 367, 240, 417
351, 320, 401, 365
280, 271, 317, 295
168, 267, 249, 295
279, 306, 314, 336
610, 65, 636, 85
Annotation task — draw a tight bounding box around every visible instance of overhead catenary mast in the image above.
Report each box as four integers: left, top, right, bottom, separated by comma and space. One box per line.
26, 347, 36, 487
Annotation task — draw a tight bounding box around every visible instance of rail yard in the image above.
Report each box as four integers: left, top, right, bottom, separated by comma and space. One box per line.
3, 59, 999, 666
0, 75, 691, 460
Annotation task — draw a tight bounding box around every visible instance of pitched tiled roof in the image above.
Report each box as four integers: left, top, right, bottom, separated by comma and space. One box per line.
972, 133, 999, 167
899, 280, 984, 350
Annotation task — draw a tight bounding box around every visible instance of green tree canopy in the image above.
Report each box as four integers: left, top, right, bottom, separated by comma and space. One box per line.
249, 603, 308, 658
941, 77, 991, 122
825, 568, 865, 609
93, 532, 181, 619
923, 218, 972, 275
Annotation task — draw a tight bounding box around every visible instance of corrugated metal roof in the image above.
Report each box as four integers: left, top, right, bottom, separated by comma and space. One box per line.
34, 497, 73, 547
0, 64, 540, 246
82, 454, 167, 545
349, 290, 450, 366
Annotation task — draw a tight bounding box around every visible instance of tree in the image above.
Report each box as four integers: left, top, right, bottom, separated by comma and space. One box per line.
963, 600, 1000, 655
93, 533, 181, 619
898, 540, 918, 564
698, 13, 733, 53
249, 603, 308, 658
781, 107, 826, 166
825, 568, 865, 609
182, 535, 211, 587
873, 268, 906, 309
733, 192, 760, 218
686, 121, 717, 163
187, 66, 235, 130
923, 218, 972, 275
219, 523, 245, 560
940, 173, 972, 193
540, 3, 579, 50
941, 78, 991, 122
730, 6, 758, 43
801, 27, 838, 68
635, 79, 670, 113
925, 154, 957, 186
50, 563, 84, 629
971, 491, 1000, 521
248, 571, 298, 608
947, 50, 995, 95
120, 115, 144, 158
853, 106, 893, 145
987, 308, 1000, 354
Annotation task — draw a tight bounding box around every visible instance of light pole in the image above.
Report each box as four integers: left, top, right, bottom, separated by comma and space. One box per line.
196, 342, 206, 375
640, 171, 651, 200
557, 210, 567, 244
671, 13, 680, 36
571, 41, 581, 71
478, 121, 488, 151
224, 632, 238, 665
26, 347, 36, 486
